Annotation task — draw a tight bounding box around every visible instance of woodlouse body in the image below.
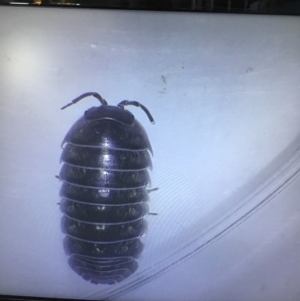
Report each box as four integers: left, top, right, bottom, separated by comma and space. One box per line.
59, 93, 154, 285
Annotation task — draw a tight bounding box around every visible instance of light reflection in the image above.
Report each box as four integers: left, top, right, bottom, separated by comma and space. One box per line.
4, 35, 41, 88
9, 0, 80, 5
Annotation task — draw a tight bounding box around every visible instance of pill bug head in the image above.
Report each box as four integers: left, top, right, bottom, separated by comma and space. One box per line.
84, 106, 134, 125
61, 92, 155, 154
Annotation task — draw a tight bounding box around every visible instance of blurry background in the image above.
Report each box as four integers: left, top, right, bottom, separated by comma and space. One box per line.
0, 5, 300, 301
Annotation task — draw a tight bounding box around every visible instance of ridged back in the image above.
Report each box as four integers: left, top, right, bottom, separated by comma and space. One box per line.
60, 116, 152, 285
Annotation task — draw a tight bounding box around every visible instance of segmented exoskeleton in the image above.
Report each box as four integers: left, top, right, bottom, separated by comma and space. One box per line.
59, 92, 154, 285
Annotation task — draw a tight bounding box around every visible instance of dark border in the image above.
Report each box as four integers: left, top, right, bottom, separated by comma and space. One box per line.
0, 0, 300, 15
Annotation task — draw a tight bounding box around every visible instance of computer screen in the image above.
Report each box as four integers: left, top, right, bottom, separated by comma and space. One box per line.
1, 4, 300, 300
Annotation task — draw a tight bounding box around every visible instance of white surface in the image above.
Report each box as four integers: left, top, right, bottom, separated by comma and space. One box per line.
121, 174, 300, 301
0, 7, 300, 300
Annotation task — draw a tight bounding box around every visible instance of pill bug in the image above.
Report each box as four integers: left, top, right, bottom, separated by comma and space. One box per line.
59, 92, 154, 285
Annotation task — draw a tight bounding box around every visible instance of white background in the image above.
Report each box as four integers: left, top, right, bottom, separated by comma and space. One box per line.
0, 7, 300, 300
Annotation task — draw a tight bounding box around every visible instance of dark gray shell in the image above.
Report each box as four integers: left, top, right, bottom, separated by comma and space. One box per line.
59, 104, 153, 285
